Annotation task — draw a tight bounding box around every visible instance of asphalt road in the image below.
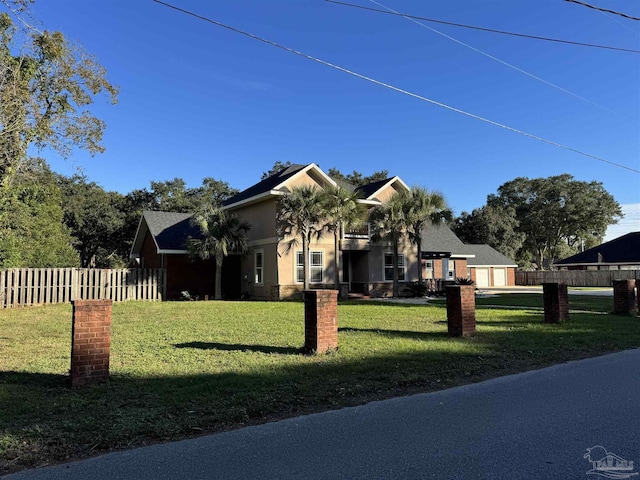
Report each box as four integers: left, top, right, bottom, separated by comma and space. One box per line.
5, 349, 640, 480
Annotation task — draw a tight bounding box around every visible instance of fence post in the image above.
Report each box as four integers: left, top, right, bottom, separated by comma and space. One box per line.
613, 279, 637, 315
543, 283, 569, 323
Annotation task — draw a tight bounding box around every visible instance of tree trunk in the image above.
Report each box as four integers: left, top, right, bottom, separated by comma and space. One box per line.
334, 228, 340, 289
302, 234, 310, 291
416, 234, 423, 284
215, 259, 223, 300
392, 236, 399, 298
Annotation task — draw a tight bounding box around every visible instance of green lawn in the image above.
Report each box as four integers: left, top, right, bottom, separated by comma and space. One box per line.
1, 298, 638, 473
475, 293, 612, 312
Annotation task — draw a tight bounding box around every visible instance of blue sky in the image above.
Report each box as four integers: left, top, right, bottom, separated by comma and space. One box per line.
23, 1, 640, 231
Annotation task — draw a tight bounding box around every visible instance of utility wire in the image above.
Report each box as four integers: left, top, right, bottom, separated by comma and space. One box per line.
564, 0, 640, 21
325, 0, 640, 54
367, 0, 616, 115
151, 0, 640, 174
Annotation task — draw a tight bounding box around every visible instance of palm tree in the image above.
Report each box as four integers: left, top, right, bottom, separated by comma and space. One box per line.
276, 185, 325, 291
369, 192, 408, 298
321, 185, 364, 289
405, 187, 452, 283
187, 206, 250, 300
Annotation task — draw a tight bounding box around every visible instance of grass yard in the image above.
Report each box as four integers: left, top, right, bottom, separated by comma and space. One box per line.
462, 293, 611, 312
1, 297, 639, 473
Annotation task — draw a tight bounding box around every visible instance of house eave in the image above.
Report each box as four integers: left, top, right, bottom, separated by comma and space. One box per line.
223, 190, 286, 210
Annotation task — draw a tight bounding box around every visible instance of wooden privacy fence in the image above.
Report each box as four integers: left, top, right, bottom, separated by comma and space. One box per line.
516, 270, 640, 287
0, 268, 167, 308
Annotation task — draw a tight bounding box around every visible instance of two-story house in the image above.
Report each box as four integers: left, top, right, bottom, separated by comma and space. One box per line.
130, 163, 516, 300
221, 163, 416, 300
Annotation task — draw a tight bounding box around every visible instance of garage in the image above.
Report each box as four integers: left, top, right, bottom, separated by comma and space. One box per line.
475, 268, 490, 287
493, 268, 507, 287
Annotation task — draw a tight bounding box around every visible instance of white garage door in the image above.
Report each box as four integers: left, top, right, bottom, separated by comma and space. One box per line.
475, 268, 490, 287
493, 268, 507, 287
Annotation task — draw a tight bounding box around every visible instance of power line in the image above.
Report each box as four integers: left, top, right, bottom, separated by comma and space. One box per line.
367, 0, 616, 115
151, 0, 640, 175
564, 0, 640, 21
325, 0, 640, 54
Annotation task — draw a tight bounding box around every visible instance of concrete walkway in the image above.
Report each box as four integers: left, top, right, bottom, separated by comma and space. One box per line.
6, 349, 640, 480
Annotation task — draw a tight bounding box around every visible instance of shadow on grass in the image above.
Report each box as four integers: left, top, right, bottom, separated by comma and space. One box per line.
174, 341, 303, 355
4, 311, 640, 475
338, 327, 449, 340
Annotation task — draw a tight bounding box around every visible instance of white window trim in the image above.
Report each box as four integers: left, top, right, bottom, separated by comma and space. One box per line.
295, 250, 325, 284
383, 252, 406, 282
254, 249, 264, 285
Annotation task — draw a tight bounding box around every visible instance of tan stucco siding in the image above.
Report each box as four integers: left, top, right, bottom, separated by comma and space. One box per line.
281, 169, 331, 191
368, 236, 418, 283
371, 183, 405, 204
232, 199, 278, 241
277, 236, 336, 286
242, 242, 280, 299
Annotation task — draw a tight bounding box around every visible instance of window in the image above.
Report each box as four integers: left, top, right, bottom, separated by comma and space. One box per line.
442, 258, 456, 280
296, 250, 324, 283
424, 260, 433, 279
254, 250, 264, 284
384, 253, 406, 282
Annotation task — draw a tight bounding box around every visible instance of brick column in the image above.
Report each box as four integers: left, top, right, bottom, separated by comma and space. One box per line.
543, 283, 568, 324
446, 285, 476, 336
304, 290, 338, 353
613, 279, 637, 315
70, 300, 112, 388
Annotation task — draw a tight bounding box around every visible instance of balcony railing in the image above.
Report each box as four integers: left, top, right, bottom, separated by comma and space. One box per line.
343, 223, 370, 240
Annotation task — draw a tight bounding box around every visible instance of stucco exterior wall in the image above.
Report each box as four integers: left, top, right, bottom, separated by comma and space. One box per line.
232, 199, 278, 242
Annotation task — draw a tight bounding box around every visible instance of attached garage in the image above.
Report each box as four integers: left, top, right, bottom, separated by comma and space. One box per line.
466, 245, 518, 287
493, 268, 507, 287
475, 268, 490, 287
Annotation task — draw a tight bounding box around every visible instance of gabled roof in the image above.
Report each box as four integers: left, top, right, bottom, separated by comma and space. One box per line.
465, 244, 518, 267
421, 223, 473, 258
356, 176, 410, 201
222, 163, 337, 209
554, 232, 640, 266
130, 211, 199, 257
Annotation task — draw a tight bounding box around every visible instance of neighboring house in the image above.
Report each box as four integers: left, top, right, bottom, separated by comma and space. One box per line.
464, 244, 518, 287
554, 232, 640, 271
129, 210, 240, 300
221, 163, 415, 299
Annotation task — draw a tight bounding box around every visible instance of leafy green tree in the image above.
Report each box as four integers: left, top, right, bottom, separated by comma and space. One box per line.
327, 167, 389, 187
321, 185, 364, 288
487, 174, 622, 269
452, 204, 524, 261
405, 187, 451, 283
0, 160, 78, 267
0, 12, 118, 187
276, 185, 326, 290
187, 207, 250, 300
369, 192, 407, 297
57, 174, 125, 267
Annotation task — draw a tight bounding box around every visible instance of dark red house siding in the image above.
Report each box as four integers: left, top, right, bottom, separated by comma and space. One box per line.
137, 231, 243, 300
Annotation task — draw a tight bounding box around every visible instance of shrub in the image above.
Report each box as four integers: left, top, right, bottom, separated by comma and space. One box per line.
402, 281, 430, 297
455, 277, 475, 286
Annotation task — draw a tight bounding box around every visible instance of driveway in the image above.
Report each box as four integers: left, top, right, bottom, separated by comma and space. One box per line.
5, 349, 640, 480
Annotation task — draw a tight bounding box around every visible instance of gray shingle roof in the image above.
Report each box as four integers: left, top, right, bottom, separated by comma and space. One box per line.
421, 223, 468, 255
465, 244, 518, 267
143, 211, 199, 251
554, 232, 640, 265
222, 164, 307, 207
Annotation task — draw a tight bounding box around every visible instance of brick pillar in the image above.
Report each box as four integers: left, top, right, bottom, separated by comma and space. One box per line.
304, 290, 338, 353
70, 300, 112, 388
613, 279, 637, 315
543, 283, 568, 324
446, 285, 476, 336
